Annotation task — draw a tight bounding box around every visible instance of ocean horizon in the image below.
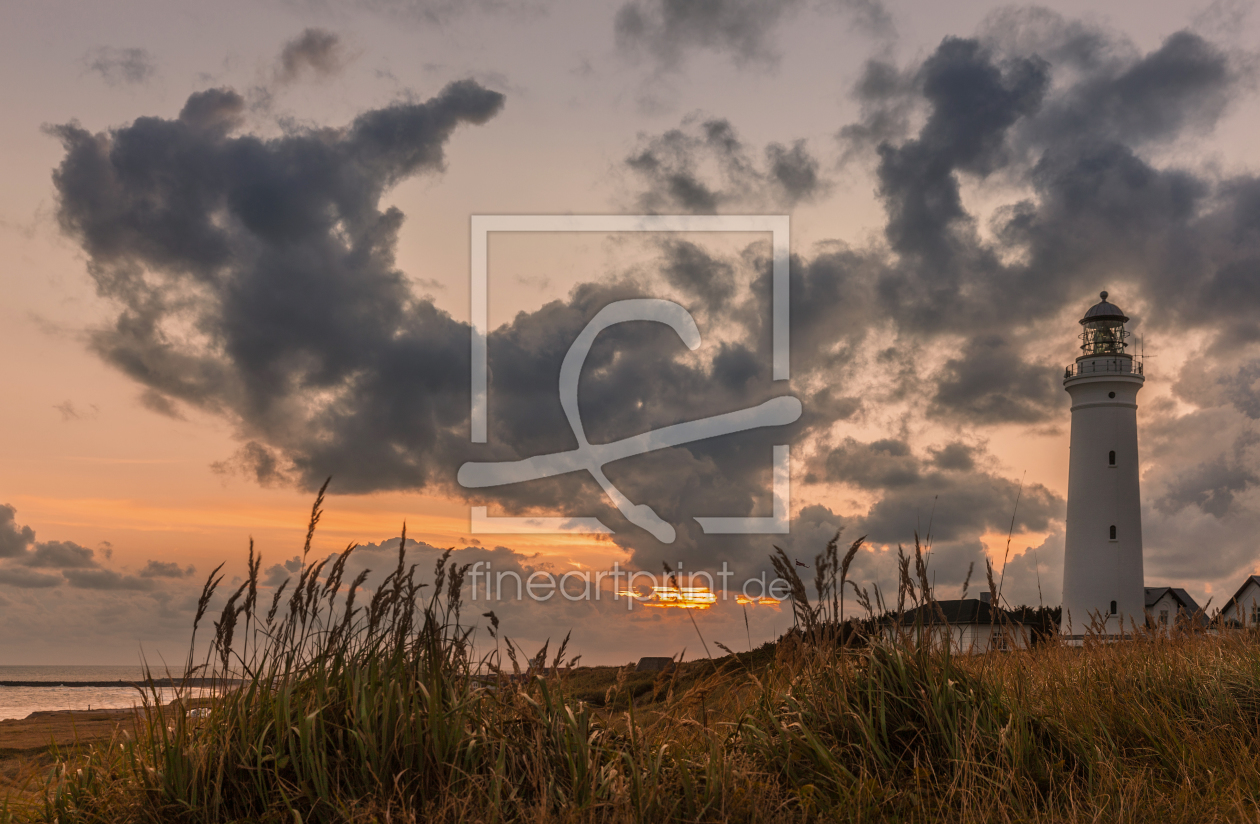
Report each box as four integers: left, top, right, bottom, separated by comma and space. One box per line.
0, 666, 187, 721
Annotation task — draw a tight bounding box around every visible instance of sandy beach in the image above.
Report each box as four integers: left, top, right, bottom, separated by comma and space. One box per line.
0, 707, 138, 802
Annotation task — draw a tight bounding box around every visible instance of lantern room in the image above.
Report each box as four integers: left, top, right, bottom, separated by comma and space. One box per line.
1079, 291, 1130, 357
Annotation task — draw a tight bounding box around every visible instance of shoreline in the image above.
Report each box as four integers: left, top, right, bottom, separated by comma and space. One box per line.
0, 679, 236, 689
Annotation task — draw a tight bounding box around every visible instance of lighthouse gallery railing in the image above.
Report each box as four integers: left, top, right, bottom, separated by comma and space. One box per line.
1064, 358, 1144, 379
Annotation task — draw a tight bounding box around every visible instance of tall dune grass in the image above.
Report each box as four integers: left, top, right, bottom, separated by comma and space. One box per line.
8, 493, 1260, 822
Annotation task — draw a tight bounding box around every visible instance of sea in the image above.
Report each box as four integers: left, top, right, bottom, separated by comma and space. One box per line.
0, 666, 188, 722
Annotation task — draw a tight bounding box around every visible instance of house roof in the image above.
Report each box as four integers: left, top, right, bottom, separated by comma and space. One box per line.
1145, 586, 1209, 626
886, 598, 1009, 626
1218, 575, 1260, 615
1144, 586, 1201, 611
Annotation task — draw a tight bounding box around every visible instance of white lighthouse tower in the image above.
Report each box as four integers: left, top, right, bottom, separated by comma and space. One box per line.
1061, 291, 1145, 637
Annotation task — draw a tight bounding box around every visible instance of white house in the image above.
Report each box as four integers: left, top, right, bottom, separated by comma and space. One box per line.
1217, 576, 1260, 628
1143, 586, 1207, 635
881, 598, 1034, 654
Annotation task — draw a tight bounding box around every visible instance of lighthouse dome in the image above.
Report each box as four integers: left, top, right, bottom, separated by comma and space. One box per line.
1078, 290, 1131, 356
1081, 290, 1129, 324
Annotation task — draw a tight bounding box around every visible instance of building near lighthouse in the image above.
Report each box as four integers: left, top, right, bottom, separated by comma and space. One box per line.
1061, 292, 1146, 638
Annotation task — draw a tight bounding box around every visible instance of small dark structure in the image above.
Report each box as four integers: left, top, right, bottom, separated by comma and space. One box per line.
635, 656, 675, 673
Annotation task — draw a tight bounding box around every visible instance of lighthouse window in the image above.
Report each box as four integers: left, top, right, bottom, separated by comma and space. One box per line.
1108, 450, 1116, 466
1109, 525, 1117, 540
1108, 392, 1116, 398
1110, 600, 1117, 615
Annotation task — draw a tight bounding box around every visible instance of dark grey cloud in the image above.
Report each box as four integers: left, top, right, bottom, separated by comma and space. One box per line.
0, 508, 94, 577
276, 29, 347, 84
0, 508, 200, 598
470, 265, 816, 573
63, 569, 157, 591
0, 567, 63, 589
659, 239, 737, 308
827, 25, 1255, 419
139, 560, 197, 578
1151, 422, 1260, 519
50, 80, 505, 496
85, 47, 156, 86
1009, 27, 1238, 150
211, 441, 290, 487
346, 0, 544, 26
0, 505, 36, 559
625, 118, 827, 213
875, 37, 1050, 265
837, 59, 918, 161
930, 335, 1064, 424
1222, 359, 1260, 418
815, 437, 1061, 544
615, 0, 799, 70
1157, 456, 1259, 518
47, 19, 1260, 600
263, 555, 304, 587
615, 0, 893, 72
20, 540, 97, 569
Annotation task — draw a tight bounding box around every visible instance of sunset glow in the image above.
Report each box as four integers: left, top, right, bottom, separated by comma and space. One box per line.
647, 586, 717, 609
617, 586, 718, 609
736, 595, 781, 607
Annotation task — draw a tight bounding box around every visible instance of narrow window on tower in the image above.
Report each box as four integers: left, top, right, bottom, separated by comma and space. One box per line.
1110, 600, 1117, 615
1109, 525, 1117, 540
1109, 450, 1116, 466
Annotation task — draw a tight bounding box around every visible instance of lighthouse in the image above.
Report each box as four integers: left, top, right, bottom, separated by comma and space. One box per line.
1060, 291, 1145, 637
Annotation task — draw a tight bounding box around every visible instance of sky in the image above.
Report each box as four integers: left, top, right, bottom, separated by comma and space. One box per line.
2, 0, 1259, 665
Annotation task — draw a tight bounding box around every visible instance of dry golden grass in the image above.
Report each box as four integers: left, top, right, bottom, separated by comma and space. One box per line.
5, 496, 1260, 823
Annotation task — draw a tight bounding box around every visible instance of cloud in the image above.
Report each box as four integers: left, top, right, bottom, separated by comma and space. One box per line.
813, 437, 1061, 544
49, 80, 505, 496
139, 560, 197, 578
615, 0, 893, 73
0, 567, 62, 589
276, 29, 348, 84
20, 540, 97, 569
53, 400, 99, 422
263, 555, 304, 587
615, 0, 801, 71
45, 17, 1260, 609
929, 335, 1064, 424
85, 47, 156, 86
0, 508, 203, 604
0, 505, 36, 559
211, 441, 291, 487
0, 509, 94, 578
625, 117, 828, 213
0, 509, 225, 662
63, 569, 157, 591
340, 0, 545, 26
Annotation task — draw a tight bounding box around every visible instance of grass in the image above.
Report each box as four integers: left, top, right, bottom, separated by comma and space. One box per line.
4, 491, 1260, 822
